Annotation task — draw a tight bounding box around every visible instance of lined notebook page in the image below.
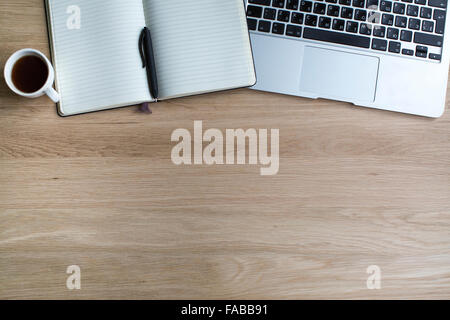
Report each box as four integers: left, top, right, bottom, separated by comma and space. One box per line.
47, 0, 152, 115
143, 0, 256, 100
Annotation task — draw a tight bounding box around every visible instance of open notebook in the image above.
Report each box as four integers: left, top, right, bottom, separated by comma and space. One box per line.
45, 0, 256, 116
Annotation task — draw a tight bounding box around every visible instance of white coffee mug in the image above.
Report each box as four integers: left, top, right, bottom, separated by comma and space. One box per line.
4, 48, 60, 103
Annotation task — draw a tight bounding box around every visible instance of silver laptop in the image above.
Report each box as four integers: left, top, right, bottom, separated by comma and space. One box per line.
245, 0, 449, 117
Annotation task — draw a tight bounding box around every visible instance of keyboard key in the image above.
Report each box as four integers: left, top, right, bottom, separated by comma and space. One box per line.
332, 18, 346, 30
366, 0, 379, 8
393, 3, 406, 14
303, 27, 371, 48
319, 16, 332, 28
433, 9, 446, 20
286, 0, 300, 9
286, 24, 303, 37
313, 3, 327, 14
354, 9, 367, 21
395, 16, 408, 28
247, 18, 257, 30
300, 0, 313, 12
420, 7, 432, 19
372, 38, 388, 51
402, 48, 414, 55
422, 20, 434, 32
346, 21, 359, 32
272, 22, 286, 34
278, 10, 291, 22
388, 41, 401, 53
264, 8, 277, 20
360, 22, 372, 34
327, 5, 340, 16
273, 0, 286, 8
406, 5, 419, 17
373, 26, 386, 37
428, 0, 447, 8
247, 5, 263, 18
414, 0, 426, 4
305, 14, 318, 26
401, 0, 413, 3
400, 29, 413, 41
258, 20, 271, 32
353, 0, 366, 7
434, 9, 446, 34
339, 0, 352, 4
408, 18, 420, 30
248, 0, 272, 4
380, 1, 393, 12
415, 45, 428, 57
382, 13, 394, 25
414, 32, 444, 46
341, 7, 354, 19
325, 0, 338, 3
291, 12, 304, 24
387, 27, 399, 39
435, 23, 445, 35
368, 10, 381, 23
429, 53, 441, 60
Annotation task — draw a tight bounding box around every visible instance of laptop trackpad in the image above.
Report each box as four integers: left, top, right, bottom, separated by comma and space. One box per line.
299, 47, 379, 103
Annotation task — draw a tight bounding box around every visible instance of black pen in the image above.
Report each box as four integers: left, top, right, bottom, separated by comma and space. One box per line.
139, 27, 159, 100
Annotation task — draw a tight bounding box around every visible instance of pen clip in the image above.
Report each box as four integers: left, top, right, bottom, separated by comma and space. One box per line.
139, 28, 147, 68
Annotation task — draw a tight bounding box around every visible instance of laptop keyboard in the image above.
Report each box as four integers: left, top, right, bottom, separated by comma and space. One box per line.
246, 0, 447, 61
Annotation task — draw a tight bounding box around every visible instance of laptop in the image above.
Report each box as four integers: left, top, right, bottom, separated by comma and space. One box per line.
245, 0, 449, 117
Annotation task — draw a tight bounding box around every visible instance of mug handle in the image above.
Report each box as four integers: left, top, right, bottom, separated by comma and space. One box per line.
45, 87, 60, 103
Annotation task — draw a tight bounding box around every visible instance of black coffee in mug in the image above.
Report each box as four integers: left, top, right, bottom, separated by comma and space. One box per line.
11, 55, 49, 93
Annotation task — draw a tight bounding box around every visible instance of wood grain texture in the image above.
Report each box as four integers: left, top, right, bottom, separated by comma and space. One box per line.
1, 0, 450, 300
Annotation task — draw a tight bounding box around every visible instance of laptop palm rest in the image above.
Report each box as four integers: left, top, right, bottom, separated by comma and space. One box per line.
299, 47, 379, 103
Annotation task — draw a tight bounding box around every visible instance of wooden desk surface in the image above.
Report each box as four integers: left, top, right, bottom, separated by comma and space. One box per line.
1, 1, 450, 300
